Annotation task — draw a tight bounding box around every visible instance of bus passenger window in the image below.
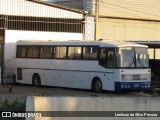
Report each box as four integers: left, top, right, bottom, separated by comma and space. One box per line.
99, 49, 107, 67
55, 47, 67, 59
99, 49, 114, 68
83, 47, 98, 60
17, 46, 27, 58
75, 47, 82, 59
83, 47, 90, 59
27, 46, 40, 58
90, 47, 98, 59
68, 47, 82, 59
107, 51, 114, 67
68, 47, 74, 59
40, 46, 53, 59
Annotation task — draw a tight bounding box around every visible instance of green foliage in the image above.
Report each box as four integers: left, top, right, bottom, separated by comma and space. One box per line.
0, 99, 25, 120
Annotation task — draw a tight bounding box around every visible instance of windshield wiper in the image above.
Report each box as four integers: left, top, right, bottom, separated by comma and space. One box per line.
128, 56, 135, 67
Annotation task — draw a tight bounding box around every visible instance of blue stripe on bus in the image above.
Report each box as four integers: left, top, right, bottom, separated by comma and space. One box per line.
115, 82, 151, 90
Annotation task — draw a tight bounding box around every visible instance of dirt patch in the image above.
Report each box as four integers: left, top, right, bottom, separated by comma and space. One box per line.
0, 84, 154, 102
0, 84, 108, 102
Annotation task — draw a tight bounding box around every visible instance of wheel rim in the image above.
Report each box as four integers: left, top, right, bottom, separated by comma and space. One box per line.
34, 77, 39, 86
94, 80, 102, 92
95, 82, 101, 90
33, 75, 41, 86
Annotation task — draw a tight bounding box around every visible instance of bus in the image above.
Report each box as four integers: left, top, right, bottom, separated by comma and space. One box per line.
14, 40, 151, 92
131, 41, 160, 87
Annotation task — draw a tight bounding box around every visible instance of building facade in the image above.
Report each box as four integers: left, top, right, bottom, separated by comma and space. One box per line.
0, 0, 94, 84
50, 0, 160, 41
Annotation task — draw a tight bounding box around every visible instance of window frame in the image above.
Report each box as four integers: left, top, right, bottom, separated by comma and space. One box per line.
26, 46, 40, 58
39, 46, 54, 59
99, 47, 115, 68
16, 45, 27, 58
16, 45, 101, 61
67, 46, 83, 60
82, 46, 99, 60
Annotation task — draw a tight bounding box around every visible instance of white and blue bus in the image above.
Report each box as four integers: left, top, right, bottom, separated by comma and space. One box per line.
14, 40, 151, 92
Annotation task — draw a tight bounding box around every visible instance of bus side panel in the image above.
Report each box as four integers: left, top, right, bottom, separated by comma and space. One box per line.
16, 68, 115, 91
49, 70, 91, 89
15, 59, 115, 91
101, 73, 114, 91
16, 69, 33, 85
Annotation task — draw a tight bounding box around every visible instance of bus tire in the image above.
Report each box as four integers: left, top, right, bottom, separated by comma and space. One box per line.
92, 78, 102, 93
32, 74, 41, 87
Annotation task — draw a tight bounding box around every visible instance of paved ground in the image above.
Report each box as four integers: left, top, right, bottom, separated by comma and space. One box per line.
0, 84, 155, 102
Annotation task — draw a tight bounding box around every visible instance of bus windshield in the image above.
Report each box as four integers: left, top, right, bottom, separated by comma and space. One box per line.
116, 47, 149, 68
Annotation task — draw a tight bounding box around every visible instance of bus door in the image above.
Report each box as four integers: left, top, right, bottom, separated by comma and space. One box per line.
100, 48, 115, 69
99, 48, 115, 90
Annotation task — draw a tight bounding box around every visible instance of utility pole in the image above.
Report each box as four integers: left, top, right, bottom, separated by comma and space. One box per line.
95, 0, 99, 41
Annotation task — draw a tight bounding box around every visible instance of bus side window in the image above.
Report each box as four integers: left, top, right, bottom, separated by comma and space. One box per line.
75, 47, 82, 59
40, 46, 53, 59
90, 47, 98, 60
68, 47, 75, 59
17, 46, 27, 58
68, 47, 82, 59
99, 48, 107, 67
55, 47, 67, 59
99, 48, 114, 68
83, 47, 90, 59
27, 46, 40, 58
107, 51, 114, 67
83, 46, 98, 60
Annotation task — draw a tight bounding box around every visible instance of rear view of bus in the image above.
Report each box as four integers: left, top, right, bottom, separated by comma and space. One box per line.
114, 44, 151, 91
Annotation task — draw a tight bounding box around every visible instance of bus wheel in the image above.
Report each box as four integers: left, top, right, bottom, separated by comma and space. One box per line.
92, 78, 102, 93
32, 74, 41, 87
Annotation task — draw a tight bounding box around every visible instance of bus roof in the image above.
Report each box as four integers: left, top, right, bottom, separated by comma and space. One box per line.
16, 40, 148, 48
130, 41, 160, 48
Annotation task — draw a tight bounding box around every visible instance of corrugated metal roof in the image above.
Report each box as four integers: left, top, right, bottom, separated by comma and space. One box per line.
49, 0, 160, 21
27, 0, 86, 14
0, 0, 84, 18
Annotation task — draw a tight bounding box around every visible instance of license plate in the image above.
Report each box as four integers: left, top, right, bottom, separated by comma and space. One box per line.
134, 84, 139, 87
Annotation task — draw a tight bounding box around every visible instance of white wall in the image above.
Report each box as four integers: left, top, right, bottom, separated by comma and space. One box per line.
98, 18, 160, 41
26, 96, 160, 120
4, 30, 83, 82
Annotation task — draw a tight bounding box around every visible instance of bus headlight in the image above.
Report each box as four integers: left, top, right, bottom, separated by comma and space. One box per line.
121, 74, 126, 81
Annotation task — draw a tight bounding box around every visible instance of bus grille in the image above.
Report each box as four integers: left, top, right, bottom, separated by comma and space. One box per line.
121, 74, 150, 81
